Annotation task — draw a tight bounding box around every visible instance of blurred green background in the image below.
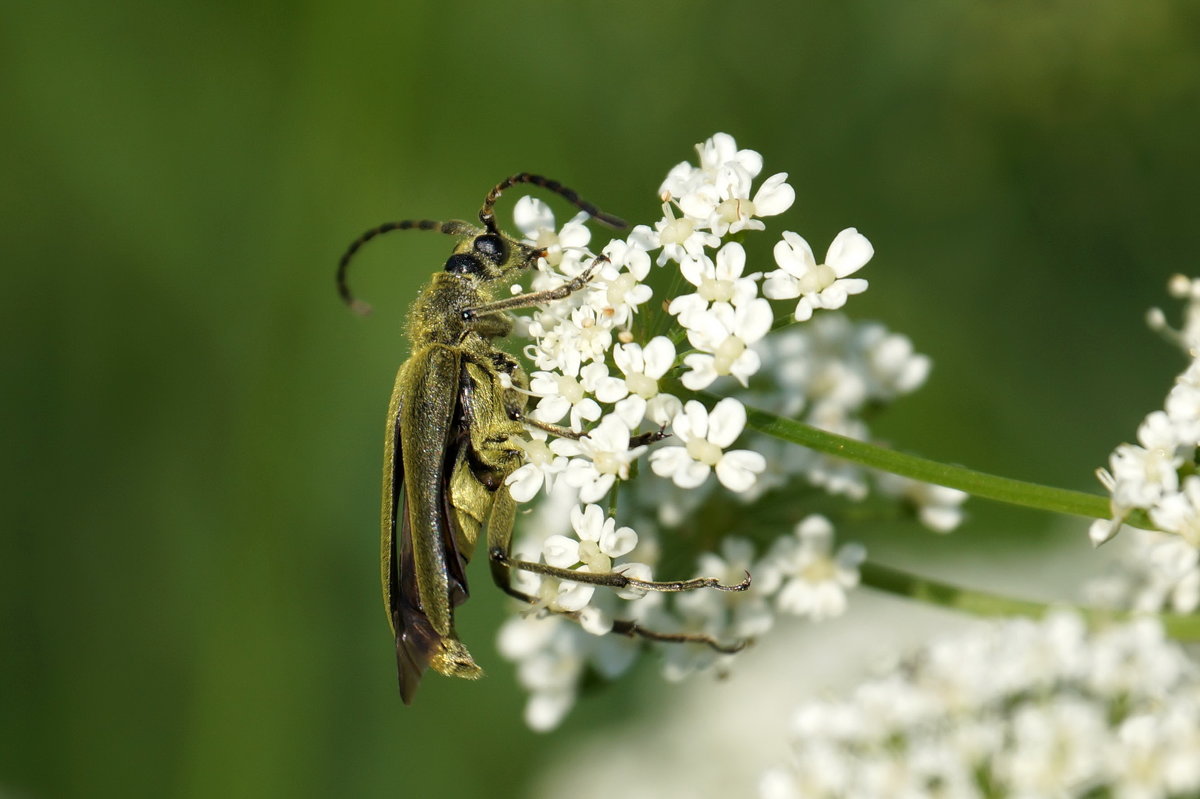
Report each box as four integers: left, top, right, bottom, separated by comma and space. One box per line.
4, 1, 1198, 797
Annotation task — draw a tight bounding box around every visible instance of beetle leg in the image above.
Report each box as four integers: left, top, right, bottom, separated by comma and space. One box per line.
509, 409, 668, 447
485, 544, 747, 654
460, 256, 607, 321
489, 548, 750, 593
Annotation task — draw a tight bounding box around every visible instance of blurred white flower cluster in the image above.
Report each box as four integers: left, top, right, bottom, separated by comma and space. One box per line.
1091, 275, 1200, 613
761, 612, 1200, 799
496, 133, 960, 730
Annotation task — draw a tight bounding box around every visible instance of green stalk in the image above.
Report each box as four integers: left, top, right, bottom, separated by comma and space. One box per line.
729, 398, 1154, 529
860, 560, 1200, 640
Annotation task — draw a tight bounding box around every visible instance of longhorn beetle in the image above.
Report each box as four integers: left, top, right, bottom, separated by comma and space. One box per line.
338, 174, 749, 704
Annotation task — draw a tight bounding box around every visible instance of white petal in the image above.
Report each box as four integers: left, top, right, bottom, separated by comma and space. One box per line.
601, 525, 638, 558
814, 283, 849, 310
773, 231, 815, 277
715, 242, 746, 280
525, 690, 574, 733
707, 398, 747, 448
592, 375, 629, 404
578, 606, 613, 635
792, 298, 814, 322
569, 399, 603, 429
730, 349, 762, 386
679, 400, 710, 442
716, 449, 767, 492
613, 395, 647, 429
586, 415, 631, 450
642, 336, 676, 379
825, 228, 873, 277
680, 358, 718, 391
679, 254, 711, 288
838, 277, 869, 297
678, 186, 719, 221
649, 446, 690, 478
549, 438, 583, 457
647, 394, 683, 427
667, 292, 707, 322
577, 473, 615, 504
762, 271, 801, 300
736, 298, 774, 342
612, 342, 643, 376
1089, 518, 1121, 546
752, 172, 795, 216
513, 196, 555, 237
554, 580, 596, 612
674, 461, 712, 489
535, 395, 570, 424
543, 535, 581, 568
562, 459, 598, 486
571, 503, 605, 542
558, 219, 592, 249
505, 464, 545, 503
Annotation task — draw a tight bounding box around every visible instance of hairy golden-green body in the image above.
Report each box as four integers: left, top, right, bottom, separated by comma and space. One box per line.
379, 229, 538, 703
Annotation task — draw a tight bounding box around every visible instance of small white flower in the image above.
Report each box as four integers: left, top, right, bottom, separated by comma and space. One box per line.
538, 504, 644, 612
591, 237, 654, 327
667, 241, 762, 328
554, 415, 645, 503
591, 336, 682, 427
649, 398, 766, 492
505, 428, 568, 503
513, 197, 593, 273
873, 473, 969, 533
528, 360, 609, 432
661, 132, 763, 200
1150, 475, 1200, 547
763, 229, 873, 321
674, 537, 776, 641
770, 515, 865, 621
654, 202, 719, 265
681, 299, 774, 390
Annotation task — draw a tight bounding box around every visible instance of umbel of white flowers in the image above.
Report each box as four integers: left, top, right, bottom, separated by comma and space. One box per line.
491, 132, 964, 732
761, 612, 1200, 799
1089, 275, 1200, 616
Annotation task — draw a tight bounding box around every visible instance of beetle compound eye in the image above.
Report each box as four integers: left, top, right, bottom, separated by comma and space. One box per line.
445, 253, 484, 275
472, 234, 506, 263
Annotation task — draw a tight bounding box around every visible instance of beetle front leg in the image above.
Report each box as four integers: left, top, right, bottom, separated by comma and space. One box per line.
461, 255, 608, 321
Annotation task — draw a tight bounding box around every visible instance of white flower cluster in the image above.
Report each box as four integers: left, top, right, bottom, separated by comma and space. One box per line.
1086, 529, 1200, 615
761, 612, 1200, 799
500, 514, 864, 730
738, 313, 967, 529
495, 133, 950, 730
1091, 275, 1200, 610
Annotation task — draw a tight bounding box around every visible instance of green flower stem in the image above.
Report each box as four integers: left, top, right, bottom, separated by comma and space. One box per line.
860, 560, 1200, 641
728, 398, 1154, 529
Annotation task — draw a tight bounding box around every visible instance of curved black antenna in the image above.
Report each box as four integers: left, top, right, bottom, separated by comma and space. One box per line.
478, 173, 627, 235
337, 219, 476, 314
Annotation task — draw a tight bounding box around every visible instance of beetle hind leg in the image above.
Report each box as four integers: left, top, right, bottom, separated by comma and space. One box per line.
486, 555, 749, 655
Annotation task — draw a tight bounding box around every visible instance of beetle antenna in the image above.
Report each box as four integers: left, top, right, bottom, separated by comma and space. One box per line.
478, 173, 627, 235
337, 219, 476, 314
